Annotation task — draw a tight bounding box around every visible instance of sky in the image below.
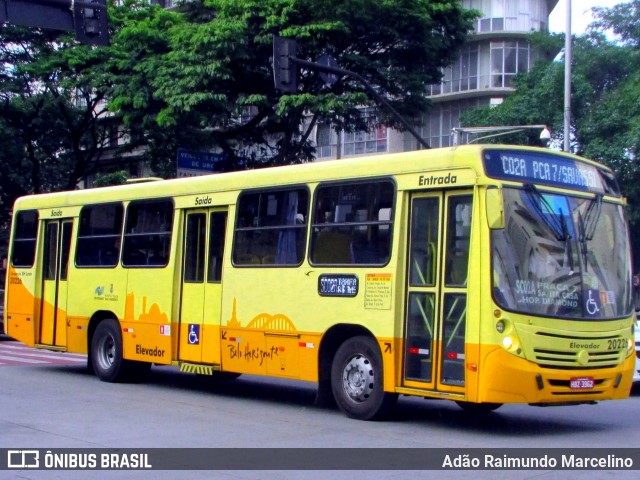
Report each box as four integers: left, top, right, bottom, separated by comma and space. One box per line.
548, 0, 625, 35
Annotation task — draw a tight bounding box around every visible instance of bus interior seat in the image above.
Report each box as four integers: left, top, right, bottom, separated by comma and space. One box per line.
261, 254, 276, 264
235, 253, 262, 264
350, 241, 378, 264
313, 230, 352, 264
447, 253, 468, 286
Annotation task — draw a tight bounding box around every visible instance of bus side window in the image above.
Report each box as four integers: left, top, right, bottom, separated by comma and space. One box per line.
11, 210, 39, 268
122, 199, 173, 267
310, 180, 394, 266
207, 211, 227, 282
76, 203, 123, 268
184, 213, 206, 282
445, 196, 472, 287
232, 188, 308, 266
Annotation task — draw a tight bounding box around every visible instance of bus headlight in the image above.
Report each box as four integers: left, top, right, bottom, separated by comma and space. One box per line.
496, 318, 523, 356
501, 334, 523, 356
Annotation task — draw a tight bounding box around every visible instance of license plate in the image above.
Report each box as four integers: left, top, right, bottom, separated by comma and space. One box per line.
570, 377, 595, 390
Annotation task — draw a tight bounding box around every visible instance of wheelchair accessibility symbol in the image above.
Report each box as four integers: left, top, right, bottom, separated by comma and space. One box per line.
188, 324, 200, 345
585, 289, 600, 317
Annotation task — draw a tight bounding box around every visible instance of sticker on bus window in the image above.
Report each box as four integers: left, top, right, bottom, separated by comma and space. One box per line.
364, 273, 392, 310
585, 289, 601, 317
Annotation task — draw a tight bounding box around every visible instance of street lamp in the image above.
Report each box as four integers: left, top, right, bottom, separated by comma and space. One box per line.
451, 125, 551, 146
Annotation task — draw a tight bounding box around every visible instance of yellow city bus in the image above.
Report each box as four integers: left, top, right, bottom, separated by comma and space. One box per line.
3, 145, 636, 420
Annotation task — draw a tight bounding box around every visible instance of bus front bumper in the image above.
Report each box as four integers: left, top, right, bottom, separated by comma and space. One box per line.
479, 346, 635, 405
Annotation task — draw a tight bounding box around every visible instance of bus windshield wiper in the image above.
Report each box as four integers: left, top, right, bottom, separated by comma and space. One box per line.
524, 184, 574, 270
578, 194, 603, 272
524, 184, 570, 242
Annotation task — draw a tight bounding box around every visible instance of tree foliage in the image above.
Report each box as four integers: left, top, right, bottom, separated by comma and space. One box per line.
92, 170, 131, 187
0, 24, 121, 251
107, 0, 477, 170
0, 0, 476, 253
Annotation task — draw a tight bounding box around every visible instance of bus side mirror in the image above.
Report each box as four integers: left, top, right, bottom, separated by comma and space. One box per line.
486, 188, 504, 229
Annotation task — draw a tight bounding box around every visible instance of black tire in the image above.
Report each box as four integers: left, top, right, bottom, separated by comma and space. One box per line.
90, 319, 149, 382
212, 371, 241, 381
331, 335, 397, 420
455, 401, 503, 413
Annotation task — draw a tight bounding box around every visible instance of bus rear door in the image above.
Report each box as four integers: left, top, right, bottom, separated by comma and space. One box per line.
403, 192, 472, 394
179, 209, 228, 365
39, 219, 73, 347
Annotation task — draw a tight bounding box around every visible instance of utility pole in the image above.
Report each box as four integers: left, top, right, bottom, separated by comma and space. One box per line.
563, 0, 572, 152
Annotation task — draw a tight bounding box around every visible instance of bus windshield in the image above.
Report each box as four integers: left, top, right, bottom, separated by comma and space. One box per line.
492, 187, 632, 320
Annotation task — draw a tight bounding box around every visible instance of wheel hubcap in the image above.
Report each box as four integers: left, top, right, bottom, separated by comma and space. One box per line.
342, 354, 375, 403
96, 333, 116, 370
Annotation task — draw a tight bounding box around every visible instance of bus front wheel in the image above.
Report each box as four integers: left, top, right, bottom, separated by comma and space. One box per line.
331, 335, 397, 420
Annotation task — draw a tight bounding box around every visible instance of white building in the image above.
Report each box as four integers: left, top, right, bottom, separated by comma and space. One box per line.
315, 0, 560, 159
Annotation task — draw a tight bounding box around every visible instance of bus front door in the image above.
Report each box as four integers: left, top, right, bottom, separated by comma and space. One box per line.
39, 219, 73, 347
179, 209, 228, 365
403, 192, 472, 394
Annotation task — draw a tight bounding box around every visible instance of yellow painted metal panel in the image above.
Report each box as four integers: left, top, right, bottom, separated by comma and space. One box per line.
395, 168, 477, 191
179, 282, 205, 363
66, 316, 89, 354
121, 321, 172, 365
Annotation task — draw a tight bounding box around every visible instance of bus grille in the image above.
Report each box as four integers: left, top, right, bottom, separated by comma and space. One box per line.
531, 332, 623, 369
533, 348, 620, 369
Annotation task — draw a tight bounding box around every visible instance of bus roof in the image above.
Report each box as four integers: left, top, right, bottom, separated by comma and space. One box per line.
12, 145, 613, 210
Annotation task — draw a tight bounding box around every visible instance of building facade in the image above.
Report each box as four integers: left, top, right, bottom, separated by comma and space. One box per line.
315, 0, 559, 159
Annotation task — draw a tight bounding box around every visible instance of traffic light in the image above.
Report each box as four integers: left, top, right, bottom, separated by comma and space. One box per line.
0, 0, 109, 46
273, 36, 297, 93
74, 0, 109, 46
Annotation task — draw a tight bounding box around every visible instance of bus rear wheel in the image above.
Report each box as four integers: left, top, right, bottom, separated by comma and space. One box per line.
331, 336, 397, 420
90, 319, 149, 382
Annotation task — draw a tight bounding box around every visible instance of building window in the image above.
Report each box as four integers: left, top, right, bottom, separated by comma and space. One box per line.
462, 0, 549, 33
150, 0, 176, 8
418, 98, 491, 148
343, 127, 387, 156
316, 124, 335, 158
430, 40, 535, 95
314, 112, 388, 160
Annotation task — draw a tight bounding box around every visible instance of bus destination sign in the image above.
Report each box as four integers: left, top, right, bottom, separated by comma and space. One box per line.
318, 274, 359, 297
483, 149, 605, 193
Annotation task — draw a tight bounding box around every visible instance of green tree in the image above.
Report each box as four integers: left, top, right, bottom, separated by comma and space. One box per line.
107, 0, 478, 170
92, 170, 131, 187
0, 25, 121, 252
